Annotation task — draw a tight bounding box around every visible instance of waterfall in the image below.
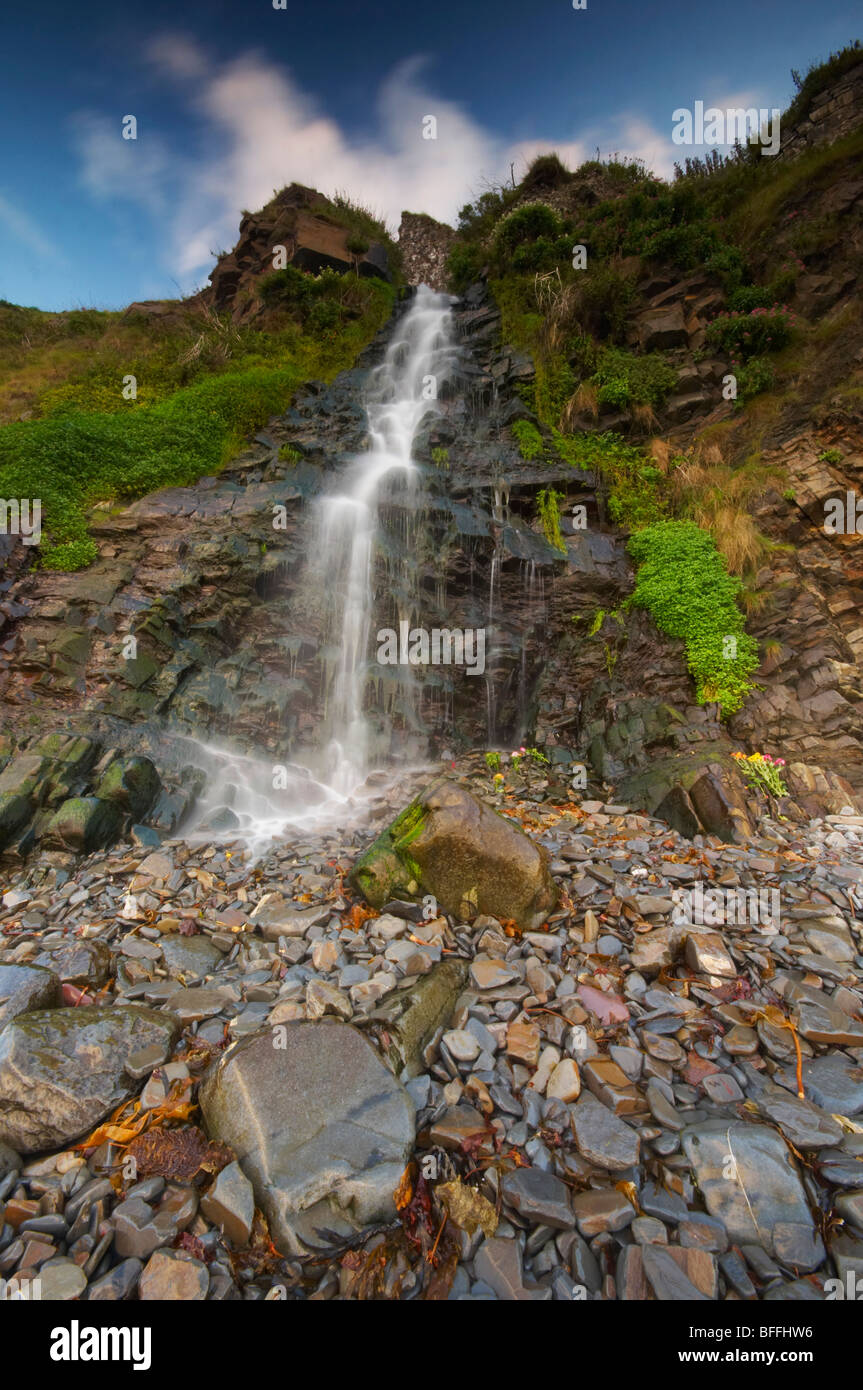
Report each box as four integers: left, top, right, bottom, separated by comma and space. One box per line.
313, 285, 456, 793
185, 286, 458, 850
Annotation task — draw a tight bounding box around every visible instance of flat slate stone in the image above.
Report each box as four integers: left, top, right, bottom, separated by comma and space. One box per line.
756, 1087, 844, 1150
160, 934, 223, 979
32, 940, 112, 989
571, 1092, 641, 1171
199, 1019, 415, 1255
500, 1166, 574, 1230
682, 1120, 823, 1270
776, 1054, 863, 1116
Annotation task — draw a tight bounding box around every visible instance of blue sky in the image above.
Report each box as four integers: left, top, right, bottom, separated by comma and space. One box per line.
1, 0, 858, 310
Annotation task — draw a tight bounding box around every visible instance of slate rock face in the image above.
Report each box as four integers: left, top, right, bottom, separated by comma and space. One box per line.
682, 1120, 824, 1270
350, 778, 558, 931
199, 1020, 415, 1255
0, 1005, 180, 1153
0, 963, 62, 1031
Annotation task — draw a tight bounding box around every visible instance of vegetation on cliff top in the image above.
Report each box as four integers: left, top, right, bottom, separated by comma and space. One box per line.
444, 42, 861, 715
0, 196, 397, 568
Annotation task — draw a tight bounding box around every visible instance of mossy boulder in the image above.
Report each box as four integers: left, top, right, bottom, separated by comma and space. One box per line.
366, 958, 469, 1080
95, 756, 161, 820
349, 778, 558, 931
41, 797, 123, 854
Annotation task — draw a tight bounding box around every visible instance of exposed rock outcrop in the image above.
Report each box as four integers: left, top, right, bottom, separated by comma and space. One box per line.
397, 211, 455, 291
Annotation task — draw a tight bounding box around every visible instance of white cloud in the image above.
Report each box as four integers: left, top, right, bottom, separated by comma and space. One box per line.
72, 112, 171, 216
0, 191, 61, 261
73, 36, 710, 289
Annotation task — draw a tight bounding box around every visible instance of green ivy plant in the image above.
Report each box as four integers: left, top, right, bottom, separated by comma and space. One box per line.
537, 488, 566, 552
512, 419, 544, 460
625, 520, 759, 716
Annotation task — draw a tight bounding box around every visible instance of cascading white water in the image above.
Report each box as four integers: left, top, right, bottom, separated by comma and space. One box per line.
183, 286, 456, 853
316, 285, 456, 794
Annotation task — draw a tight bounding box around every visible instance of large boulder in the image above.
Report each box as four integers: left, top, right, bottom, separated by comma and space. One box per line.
94, 756, 161, 820
41, 797, 123, 854
349, 778, 558, 931
199, 1020, 415, 1255
0, 1006, 179, 1152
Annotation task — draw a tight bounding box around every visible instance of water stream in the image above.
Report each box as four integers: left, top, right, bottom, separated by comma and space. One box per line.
185, 285, 458, 850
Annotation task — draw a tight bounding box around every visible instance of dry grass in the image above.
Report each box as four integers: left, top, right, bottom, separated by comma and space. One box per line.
631, 401, 659, 433
561, 381, 599, 427
668, 441, 779, 576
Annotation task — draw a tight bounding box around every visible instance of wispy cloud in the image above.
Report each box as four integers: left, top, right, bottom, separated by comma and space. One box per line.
72, 35, 729, 289
0, 191, 61, 261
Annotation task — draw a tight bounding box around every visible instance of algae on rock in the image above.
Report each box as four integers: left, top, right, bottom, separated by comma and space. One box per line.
349, 777, 558, 931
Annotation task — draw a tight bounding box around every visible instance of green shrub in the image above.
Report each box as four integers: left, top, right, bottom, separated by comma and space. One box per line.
258, 264, 313, 310
734, 356, 775, 402
625, 520, 759, 715
520, 154, 572, 195
512, 419, 544, 459
446, 241, 486, 293
592, 347, 677, 411
494, 203, 563, 258
705, 305, 795, 359
576, 265, 639, 342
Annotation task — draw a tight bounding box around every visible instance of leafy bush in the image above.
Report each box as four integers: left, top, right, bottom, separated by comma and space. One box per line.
494, 203, 563, 258
626, 520, 759, 715
258, 264, 314, 310
520, 154, 572, 195
733, 356, 775, 402
705, 306, 795, 359
592, 347, 677, 411
576, 264, 639, 342
726, 262, 799, 314
512, 419, 544, 459
511, 236, 571, 273
446, 240, 486, 293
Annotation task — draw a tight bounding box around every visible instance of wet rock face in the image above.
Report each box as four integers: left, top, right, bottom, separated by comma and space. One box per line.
350, 777, 558, 930
0, 1005, 179, 1153
199, 1020, 415, 1255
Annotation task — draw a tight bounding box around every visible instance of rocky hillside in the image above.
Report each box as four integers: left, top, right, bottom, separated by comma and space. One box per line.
2, 41, 863, 1311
